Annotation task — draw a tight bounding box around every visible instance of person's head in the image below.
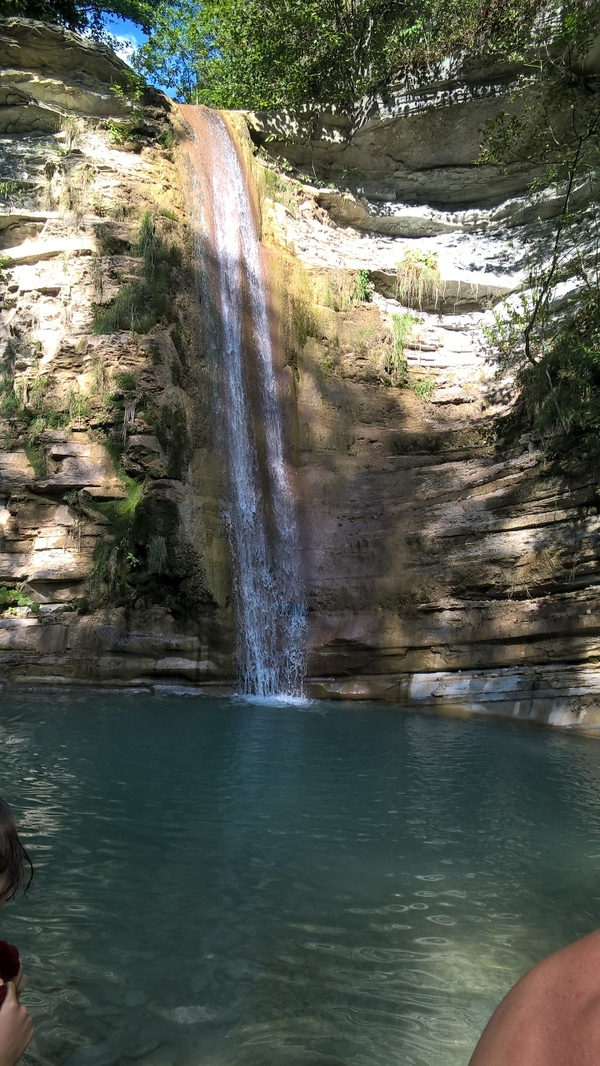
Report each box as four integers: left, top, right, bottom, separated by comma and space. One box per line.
0, 800, 33, 907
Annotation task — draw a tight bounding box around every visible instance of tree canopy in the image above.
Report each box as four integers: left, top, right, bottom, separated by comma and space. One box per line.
0, 0, 154, 35
133, 0, 547, 108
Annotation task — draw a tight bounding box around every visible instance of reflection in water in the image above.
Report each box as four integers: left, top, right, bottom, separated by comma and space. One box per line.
0, 694, 599, 1066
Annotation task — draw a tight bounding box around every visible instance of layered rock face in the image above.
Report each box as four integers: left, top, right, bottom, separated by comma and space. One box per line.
243, 64, 600, 732
1, 19, 599, 734
0, 18, 233, 690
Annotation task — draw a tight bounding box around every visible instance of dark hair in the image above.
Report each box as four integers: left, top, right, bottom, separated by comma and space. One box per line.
0, 800, 33, 902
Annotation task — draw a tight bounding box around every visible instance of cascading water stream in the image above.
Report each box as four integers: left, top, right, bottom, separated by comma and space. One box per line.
181, 105, 306, 697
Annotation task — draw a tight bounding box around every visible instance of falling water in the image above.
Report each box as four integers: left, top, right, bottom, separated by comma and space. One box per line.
181, 106, 306, 697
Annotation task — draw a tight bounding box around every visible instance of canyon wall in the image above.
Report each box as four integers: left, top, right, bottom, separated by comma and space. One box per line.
242, 63, 600, 731
0, 18, 234, 691
1, 18, 600, 734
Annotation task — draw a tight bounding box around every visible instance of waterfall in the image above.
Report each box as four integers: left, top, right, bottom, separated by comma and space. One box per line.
181, 106, 306, 697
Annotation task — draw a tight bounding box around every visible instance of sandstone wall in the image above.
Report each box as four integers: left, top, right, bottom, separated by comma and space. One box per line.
0, 18, 234, 691
1, 20, 600, 737
241, 78, 600, 734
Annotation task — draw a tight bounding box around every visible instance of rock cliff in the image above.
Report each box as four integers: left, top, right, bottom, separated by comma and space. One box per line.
242, 61, 600, 732
0, 17, 233, 691
1, 18, 599, 735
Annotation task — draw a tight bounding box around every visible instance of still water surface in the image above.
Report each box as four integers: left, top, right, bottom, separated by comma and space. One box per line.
1, 693, 600, 1066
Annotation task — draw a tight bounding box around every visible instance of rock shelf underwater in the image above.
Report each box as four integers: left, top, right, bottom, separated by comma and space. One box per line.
0, 18, 600, 730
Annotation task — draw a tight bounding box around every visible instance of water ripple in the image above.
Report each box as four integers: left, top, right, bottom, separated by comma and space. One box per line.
0, 694, 599, 1066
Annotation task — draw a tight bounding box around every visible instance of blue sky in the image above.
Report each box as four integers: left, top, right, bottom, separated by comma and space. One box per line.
101, 15, 178, 96
102, 14, 148, 65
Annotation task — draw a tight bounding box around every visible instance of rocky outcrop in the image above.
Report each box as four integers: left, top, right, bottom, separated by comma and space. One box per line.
1, 19, 599, 736
245, 46, 598, 234
242, 67, 600, 733
0, 18, 235, 689
0, 17, 146, 127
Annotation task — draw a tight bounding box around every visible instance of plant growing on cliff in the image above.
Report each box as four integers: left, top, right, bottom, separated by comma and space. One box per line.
0, 181, 28, 207
271, 255, 318, 369
478, 3, 600, 456
87, 473, 145, 604
395, 249, 441, 309
382, 311, 417, 385
107, 74, 149, 148
313, 269, 375, 311
262, 168, 301, 217
148, 534, 168, 574
0, 587, 38, 613
412, 375, 436, 400
93, 213, 181, 335
353, 270, 374, 303
0, 366, 70, 443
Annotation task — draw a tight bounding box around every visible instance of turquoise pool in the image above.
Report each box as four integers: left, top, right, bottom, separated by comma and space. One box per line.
1, 692, 600, 1066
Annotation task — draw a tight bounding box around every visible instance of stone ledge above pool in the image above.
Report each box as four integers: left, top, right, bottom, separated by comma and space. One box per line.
305, 663, 600, 734
1, 607, 599, 734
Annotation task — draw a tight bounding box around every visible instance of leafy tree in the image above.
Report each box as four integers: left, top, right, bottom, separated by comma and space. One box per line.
0, 0, 155, 35
481, 0, 600, 455
134, 0, 547, 108
134, 0, 209, 102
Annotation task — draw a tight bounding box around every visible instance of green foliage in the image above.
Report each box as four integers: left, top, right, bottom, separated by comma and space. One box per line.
0, 180, 28, 205
271, 256, 318, 368
395, 249, 441, 308
263, 168, 300, 217
90, 357, 110, 400
26, 417, 48, 446
477, 1, 600, 460
24, 442, 47, 477
313, 269, 374, 311
82, 456, 146, 607
383, 311, 417, 385
412, 375, 435, 400
488, 287, 600, 457
106, 75, 147, 145
0, 0, 155, 36
107, 119, 133, 146
147, 534, 168, 574
91, 538, 119, 598
392, 311, 417, 352
159, 129, 177, 151
113, 370, 137, 393
0, 367, 70, 441
353, 269, 374, 303
90, 254, 104, 299
94, 281, 164, 333
138, 211, 159, 279
93, 213, 179, 335
93, 477, 145, 551
66, 384, 90, 422
133, 0, 546, 108
0, 587, 38, 612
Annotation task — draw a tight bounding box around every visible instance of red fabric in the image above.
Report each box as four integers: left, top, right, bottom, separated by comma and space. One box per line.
0, 942, 19, 981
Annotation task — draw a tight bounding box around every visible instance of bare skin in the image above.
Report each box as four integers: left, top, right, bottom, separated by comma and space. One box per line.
0, 871, 33, 1066
469, 928, 600, 1066
0, 984, 33, 1066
